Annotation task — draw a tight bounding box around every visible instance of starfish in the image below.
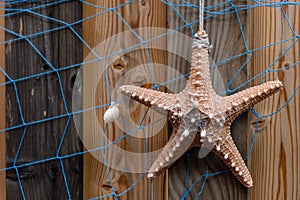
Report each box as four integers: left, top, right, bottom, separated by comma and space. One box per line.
119, 30, 283, 187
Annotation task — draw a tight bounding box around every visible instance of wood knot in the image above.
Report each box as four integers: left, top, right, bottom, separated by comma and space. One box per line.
112, 56, 128, 71
47, 162, 61, 177
283, 62, 290, 69
250, 117, 269, 131
141, 0, 147, 6
6, 164, 35, 181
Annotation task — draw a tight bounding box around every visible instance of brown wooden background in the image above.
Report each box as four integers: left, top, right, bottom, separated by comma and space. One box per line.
0, 0, 299, 199
4, 1, 83, 199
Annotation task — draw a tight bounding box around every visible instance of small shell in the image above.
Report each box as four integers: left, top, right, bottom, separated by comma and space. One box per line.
104, 103, 119, 123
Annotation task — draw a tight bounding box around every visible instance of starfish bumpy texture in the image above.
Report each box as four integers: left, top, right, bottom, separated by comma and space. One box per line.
119, 30, 283, 187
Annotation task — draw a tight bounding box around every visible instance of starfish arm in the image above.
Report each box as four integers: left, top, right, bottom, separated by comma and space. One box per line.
147, 127, 198, 179
225, 80, 283, 121
120, 85, 177, 114
187, 30, 216, 97
214, 131, 254, 187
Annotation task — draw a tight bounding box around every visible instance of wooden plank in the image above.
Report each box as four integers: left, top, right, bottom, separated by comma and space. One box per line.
168, 0, 249, 199
5, 1, 83, 199
0, 2, 6, 199
249, 3, 300, 200
83, 0, 168, 199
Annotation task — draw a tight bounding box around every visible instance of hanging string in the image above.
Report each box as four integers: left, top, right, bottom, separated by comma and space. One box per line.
199, 0, 204, 31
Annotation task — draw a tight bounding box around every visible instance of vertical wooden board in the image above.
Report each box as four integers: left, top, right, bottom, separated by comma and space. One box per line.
0, 2, 6, 199
249, 3, 300, 200
167, 0, 249, 199
5, 1, 83, 199
83, 0, 168, 199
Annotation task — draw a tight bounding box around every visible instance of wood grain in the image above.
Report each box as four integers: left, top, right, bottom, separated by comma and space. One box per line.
5, 1, 83, 199
249, 3, 300, 200
83, 0, 168, 199
168, 0, 249, 199
0, 2, 6, 199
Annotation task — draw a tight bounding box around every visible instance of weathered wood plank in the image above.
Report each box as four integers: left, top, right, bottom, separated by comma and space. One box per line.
249, 3, 300, 200
5, 1, 83, 199
0, 2, 6, 199
168, 0, 249, 199
83, 0, 168, 199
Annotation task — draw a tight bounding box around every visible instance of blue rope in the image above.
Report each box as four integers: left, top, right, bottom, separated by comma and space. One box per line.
0, 1, 299, 199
